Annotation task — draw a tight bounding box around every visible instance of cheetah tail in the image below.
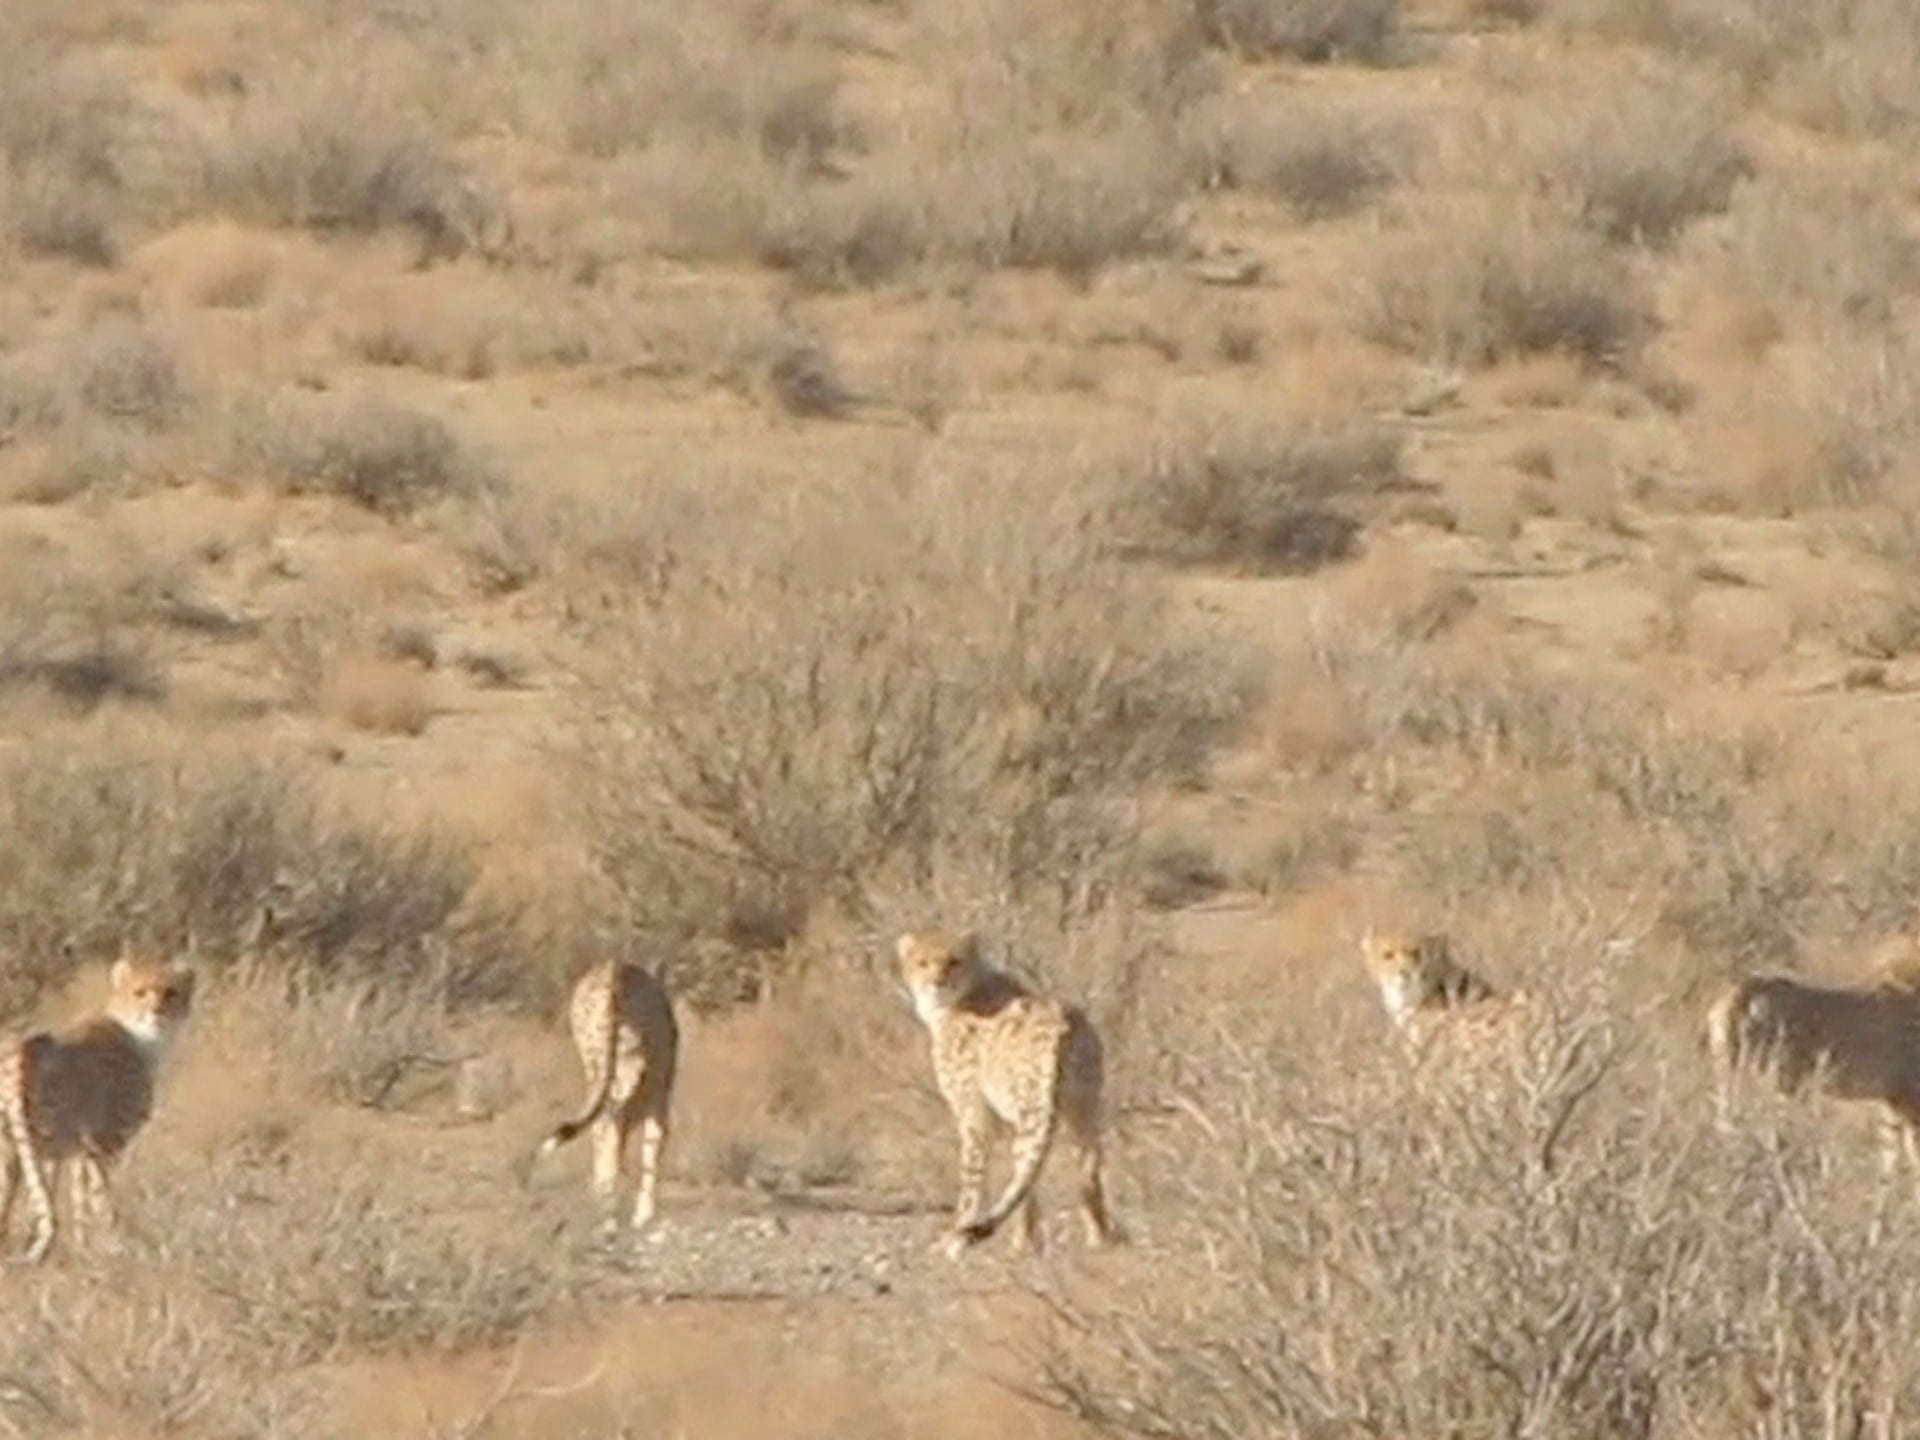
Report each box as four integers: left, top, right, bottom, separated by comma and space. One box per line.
958, 1107, 1060, 1247
522, 999, 623, 1182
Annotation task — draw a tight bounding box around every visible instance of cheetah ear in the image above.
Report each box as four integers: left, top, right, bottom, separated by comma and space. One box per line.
894, 933, 915, 964
109, 956, 132, 989
173, 967, 197, 1002
953, 931, 980, 964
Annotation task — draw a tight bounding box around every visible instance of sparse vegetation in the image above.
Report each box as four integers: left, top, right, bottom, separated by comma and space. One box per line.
6, 0, 1920, 1430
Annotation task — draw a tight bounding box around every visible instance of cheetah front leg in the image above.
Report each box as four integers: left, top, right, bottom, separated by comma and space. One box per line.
18, 1151, 58, 1265
70, 1151, 117, 1247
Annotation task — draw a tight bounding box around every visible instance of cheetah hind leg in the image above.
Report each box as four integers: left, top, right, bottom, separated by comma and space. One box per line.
629, 1112, 667, 1233
1074, 1129, 1118, 1249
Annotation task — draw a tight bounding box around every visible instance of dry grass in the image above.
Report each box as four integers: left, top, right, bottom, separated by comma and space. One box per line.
1356, 192, 1650, 367
11, 0, 1920, 1430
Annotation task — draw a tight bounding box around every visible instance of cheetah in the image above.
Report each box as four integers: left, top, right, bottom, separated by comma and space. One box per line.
1704, 972, 1920, 1185
521, 960, 679, 1234
0, 952, 196, 1264
1360, 929, 1534, 1065
895, 929, 1113, 1260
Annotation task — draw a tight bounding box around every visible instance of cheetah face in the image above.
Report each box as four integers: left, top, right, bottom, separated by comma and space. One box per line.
107, 956, 196, 1046
1360, 932, 1441, 1027
896, 930, 976, 1025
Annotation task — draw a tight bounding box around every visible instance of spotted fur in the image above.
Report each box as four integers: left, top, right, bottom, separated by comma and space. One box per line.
1360, 929, 1533, 1063
523, 960, 679, 1233
0, 955, 195, 1263
896, 929, 1112, 1259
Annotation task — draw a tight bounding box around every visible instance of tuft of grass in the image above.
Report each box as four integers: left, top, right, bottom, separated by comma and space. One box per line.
1193, 0, 1402, 62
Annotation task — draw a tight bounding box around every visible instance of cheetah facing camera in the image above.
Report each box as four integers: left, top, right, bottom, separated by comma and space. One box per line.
895, 929, 1114, 1261
521, 960, 679, 1235
1360, 929, 1533, 1062
0, 952, 196, 1264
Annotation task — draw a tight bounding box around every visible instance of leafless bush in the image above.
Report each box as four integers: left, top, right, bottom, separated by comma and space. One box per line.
1356, 193, 1649, 367
1193, 0, 1402, 63
1188, 94, 1399, 219
58, 314, 191, 431
0, 542, 169, 708
0, 732, 520, 1022
564, 458, 1251, 1008
201, 58, 507, 258
228, 388, 496, 516
1119, 405, 1405, 572
0, 39, 136, 263
1035, 1000, 1920, 1439
1700, 168, 1920, 331
1558, 0, 1920, 143
1522, 67, 1747, 246
623, 0, 1206, 283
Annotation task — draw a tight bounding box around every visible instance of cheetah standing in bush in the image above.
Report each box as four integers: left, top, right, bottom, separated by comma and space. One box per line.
0, 952, 196, 1264
522, 960, 679, 1234
896, 929, 1114, 1260
1360, 929, 1534, 1064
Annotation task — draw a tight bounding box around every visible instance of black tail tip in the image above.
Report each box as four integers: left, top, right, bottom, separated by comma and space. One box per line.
958, 1218, 997, 1244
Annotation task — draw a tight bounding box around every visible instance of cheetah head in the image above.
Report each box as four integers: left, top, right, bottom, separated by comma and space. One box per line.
1360, 930, 1450, 1029
896, 929, 980, 1025
106, 954, 196, 1047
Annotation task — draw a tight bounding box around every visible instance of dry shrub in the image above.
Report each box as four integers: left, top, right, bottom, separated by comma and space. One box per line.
520, 0, 846, 166
1118, 403, 1405, 573
0, 312, 196, 498
1302, 595, 1920, 969
319, 652, 440, 736
1500, 62, 1747, 247
1559, 0, 1920, 143
564, 455, 1250, 1009
1356, 192, 1648, 367
55, 312, 192, 431
1699, 168, 1920, 333
1187, 93, 1399, 219
0, 37, 135, 264
1192, 0, 1402, 63
661, 0, 1210, 283
1036, 998, 1920, 1438
0, 729, 520, 1023
198, 45, 507, 259
228, 387, 496, 516
1680, 169, 1920, 512
0, 537, 169, 709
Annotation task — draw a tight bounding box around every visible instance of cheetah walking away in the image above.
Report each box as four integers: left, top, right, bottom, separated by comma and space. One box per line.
1705, 972, 1920, 1192
895, 929, 1114, 1260
522, 959, 679, 1234
0, 952, 196, 1264
1360, 929, 1535, 1065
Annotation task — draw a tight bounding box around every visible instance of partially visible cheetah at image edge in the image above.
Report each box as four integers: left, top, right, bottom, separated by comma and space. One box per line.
0, 953, 196, 1264
522, 960, 679, 1234
1704, 972, 1920, 1183
895, 929, 1114, 1260
1360, 930, 1534, 1063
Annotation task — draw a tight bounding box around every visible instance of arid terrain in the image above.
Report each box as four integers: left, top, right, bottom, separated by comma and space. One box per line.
8, 0, 1920, 1434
